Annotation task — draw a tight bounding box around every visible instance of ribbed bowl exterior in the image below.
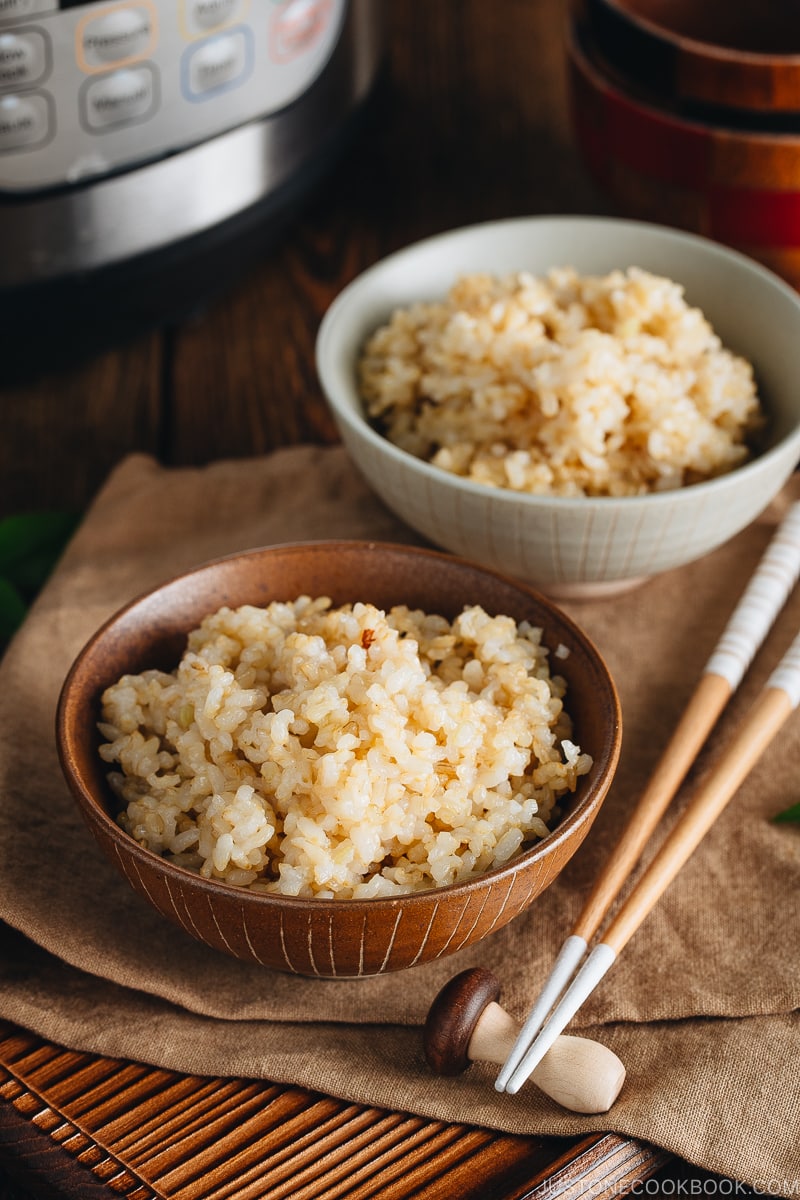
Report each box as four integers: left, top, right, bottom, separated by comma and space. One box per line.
317, 215, 800, 596
57, 542, 622, 977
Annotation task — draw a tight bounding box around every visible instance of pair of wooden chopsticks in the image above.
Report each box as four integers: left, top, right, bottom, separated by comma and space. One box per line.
496, 501, 800, 1096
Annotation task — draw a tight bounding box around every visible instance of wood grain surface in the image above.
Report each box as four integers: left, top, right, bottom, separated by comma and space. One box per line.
0, 1, 759, 1195
0, 1020, 674, 1200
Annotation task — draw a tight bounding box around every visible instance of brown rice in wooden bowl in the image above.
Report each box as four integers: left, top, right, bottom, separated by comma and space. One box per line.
56, 541, 621, 977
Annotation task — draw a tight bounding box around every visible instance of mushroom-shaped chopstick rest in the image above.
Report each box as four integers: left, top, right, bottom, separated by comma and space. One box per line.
423, 967, 625, 1114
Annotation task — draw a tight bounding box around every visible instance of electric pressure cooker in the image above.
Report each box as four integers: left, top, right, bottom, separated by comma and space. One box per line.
0, 0, 383, 367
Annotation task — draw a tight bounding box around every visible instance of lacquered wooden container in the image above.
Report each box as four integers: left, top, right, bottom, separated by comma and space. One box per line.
568, 18, 800, 289
578, 0, 800, 117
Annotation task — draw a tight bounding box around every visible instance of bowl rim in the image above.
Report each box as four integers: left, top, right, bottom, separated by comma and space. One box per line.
568, 19, 800, 140
315, 214, 800, 512
56, 538, 622, 913
589, 0, 800, 68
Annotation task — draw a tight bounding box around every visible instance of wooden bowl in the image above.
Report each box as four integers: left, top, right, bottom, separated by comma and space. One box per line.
56, 541, 621, 978
578, 0, 800, 117
568, 19, 800, 289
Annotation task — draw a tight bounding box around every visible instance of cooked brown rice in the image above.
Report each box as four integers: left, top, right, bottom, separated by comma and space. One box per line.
97, 597, 591, 898
358, 267, 763, 497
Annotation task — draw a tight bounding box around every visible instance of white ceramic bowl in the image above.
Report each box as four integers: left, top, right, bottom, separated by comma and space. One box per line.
316, 215, 800, 598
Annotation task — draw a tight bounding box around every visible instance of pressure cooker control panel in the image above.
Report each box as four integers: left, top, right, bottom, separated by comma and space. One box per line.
0, 0, 346, 190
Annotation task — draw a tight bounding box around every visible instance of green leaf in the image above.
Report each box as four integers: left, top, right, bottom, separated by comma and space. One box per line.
0, 576, 28, 640
0, 511, 81, 646
0, 512, 79, 575
7, 546, 69, 596
773, 802, 800, 824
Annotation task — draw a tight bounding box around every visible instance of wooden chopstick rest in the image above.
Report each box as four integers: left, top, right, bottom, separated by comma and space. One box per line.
423, 967, 625, 1114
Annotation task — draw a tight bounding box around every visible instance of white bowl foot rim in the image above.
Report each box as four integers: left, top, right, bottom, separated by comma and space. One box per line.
538, 576, 649, 601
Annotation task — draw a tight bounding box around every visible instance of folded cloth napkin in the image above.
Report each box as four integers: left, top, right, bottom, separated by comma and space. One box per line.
0, 448, 798, 1189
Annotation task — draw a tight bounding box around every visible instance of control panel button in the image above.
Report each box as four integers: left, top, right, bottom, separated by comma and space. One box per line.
78, 4, 156, 71
189, 0, 242, 32
183, 28, 251, 98
0, 0, 57, 21
269, 0, 333, 63
81, 64, 157, 130
0, 89, 50, 150
0, 30, 49, 89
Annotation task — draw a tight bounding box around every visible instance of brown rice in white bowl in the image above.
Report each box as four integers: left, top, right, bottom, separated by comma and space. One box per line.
316, 216, 800, 598
359, 266, 763, 498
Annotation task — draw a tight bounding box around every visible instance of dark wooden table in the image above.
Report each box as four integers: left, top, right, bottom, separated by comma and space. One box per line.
0, 2, 758, 1196
0, 0, 604, 517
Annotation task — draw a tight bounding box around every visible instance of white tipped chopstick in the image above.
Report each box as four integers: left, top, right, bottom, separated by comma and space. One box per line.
496, 500, 800, 1095
503, 633, 800, 1092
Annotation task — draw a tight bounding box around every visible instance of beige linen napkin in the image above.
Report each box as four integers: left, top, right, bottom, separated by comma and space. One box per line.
0, 447, 798, 1189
